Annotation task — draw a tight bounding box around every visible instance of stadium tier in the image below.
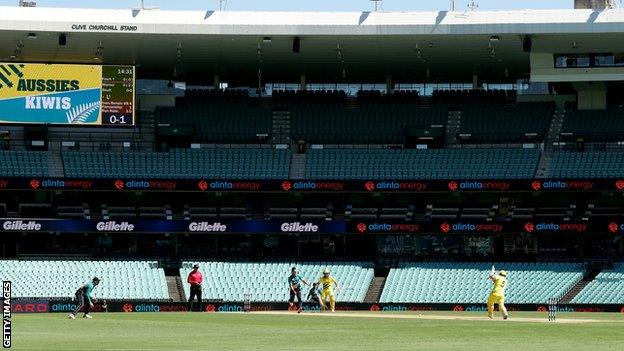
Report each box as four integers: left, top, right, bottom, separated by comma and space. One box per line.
155, 92, 272, 143
561, 108, 624, 141
571, 263, 624, 304
548, 152, 624, 178
458, 102, 555, 142
0, 151, 49, 177
62, 149, 290, 179
0, 260, 168, 300
380, 262, 584, 304
291, 106, 447, 144
180, 261, 374, 302
431, 89, 515, 104
306, 148, 540, 179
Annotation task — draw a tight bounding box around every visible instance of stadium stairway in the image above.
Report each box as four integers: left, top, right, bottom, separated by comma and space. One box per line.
364, 277, 387, 303
290, 153, 306, 179
558, 268, 602, 304
445, 110, 461, 146
535, 152, 553, 179
47, 150, 65, 177
271, 110, 291, 144
165, 275, 186, 302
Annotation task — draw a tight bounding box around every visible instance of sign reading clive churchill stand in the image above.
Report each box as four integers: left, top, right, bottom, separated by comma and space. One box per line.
0, 63, 134, 126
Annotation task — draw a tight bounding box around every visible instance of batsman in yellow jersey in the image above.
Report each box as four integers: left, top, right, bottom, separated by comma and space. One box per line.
487, 269, 509, 320
318, 268, 341, 312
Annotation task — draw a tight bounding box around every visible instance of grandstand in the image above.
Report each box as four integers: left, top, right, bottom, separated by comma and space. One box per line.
572, 263, 624, 304
1, 2, 624, 323
62, 148, 290, 179
0, 260, 168, 300
306, 148, 540, 179
180, 261, 373, 303
380, 262, 584, 304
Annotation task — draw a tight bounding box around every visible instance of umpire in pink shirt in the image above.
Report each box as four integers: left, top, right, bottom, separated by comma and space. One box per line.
187, 263, 203, 311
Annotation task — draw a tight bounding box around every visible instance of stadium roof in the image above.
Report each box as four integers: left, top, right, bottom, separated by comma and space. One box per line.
2, 6, 624, 83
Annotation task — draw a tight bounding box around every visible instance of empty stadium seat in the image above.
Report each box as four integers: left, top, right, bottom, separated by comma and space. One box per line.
459, 102, 555, 142
0, 260, 168, 300
62, 148, 290, 179
280, 91, 446, 144
306, 148, 540, 179
572, 263, 624, 304
561, 108, 624, 141
155, 91, 272, 143
380, 262, 584, 304
548, 152, 624, 178
180, 261, 374, 303
0, 151, 49, 177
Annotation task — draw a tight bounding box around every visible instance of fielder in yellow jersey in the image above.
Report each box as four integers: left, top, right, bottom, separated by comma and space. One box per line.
487, 270, 509, 320
318, 269, 341, 312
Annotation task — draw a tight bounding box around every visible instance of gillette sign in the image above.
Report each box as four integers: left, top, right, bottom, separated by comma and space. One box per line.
188, 222, 227, 232
280, 222, 319, 232
2, 220, 42, 231
96, 221, 135, 232
523, 222, 588, 233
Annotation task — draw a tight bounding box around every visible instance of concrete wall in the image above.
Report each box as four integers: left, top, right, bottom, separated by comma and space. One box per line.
138, 95, 176, 112
531, 53, 624, 83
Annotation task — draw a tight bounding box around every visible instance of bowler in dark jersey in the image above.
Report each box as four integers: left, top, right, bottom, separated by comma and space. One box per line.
68, 277, 100, 319
288, 267, 309, 313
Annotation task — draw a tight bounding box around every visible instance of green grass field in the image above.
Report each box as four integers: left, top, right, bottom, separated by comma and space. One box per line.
10, 311, 624, 351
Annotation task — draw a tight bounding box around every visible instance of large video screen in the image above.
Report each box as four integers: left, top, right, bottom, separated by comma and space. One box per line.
0, 63, 134, 126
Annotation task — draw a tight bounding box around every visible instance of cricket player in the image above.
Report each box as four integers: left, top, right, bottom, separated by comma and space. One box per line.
307, 282, 322, 306
288, 267, 309, 313
487, 270, 509, 320
318, 268, 340, 312
68, 277, 100, 319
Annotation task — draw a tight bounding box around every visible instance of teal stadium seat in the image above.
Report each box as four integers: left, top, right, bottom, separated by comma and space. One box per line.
0, 151, 49, 177
306, 149, 540, 180
562, 108, 624, 141
459, 102, 555, 142
548, 152, 624, 178
62, 148, 290, 179
0, 260, 168, 300
155, 97, 272, 143
288, 99, 446, 144
180, 261, 374, 303
572, 263, 624, 304
380, 262, 584, 304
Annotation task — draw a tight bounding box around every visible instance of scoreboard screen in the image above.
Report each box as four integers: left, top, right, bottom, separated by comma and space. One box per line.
101, 66, 135, 126
0, 63, 135, 126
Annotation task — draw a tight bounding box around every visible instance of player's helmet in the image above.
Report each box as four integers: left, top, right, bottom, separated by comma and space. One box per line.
93, 277, 101, 284
499, 270, 508, 277
323, 269, 330, 274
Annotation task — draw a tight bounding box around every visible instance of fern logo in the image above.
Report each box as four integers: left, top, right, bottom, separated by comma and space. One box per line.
66, 101, 100, 124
